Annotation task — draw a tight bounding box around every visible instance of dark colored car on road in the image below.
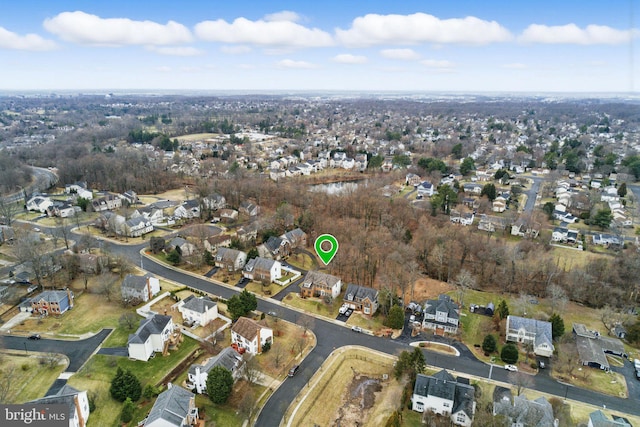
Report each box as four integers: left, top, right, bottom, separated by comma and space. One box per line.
288, 365, 300, 377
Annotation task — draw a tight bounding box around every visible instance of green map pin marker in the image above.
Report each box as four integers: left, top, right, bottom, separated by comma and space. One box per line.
314, 234, 339, 265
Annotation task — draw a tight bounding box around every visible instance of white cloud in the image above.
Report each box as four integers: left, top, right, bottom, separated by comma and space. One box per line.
263, 11, 301, 23
220, 45, 252, 54
43, 11, 192, 46
336, 13, 512, 47
380, 48, 421, 60
502, 63, 527, 69
146, 46, 203, 56
194, 17, 333, 48
277, 59, 317, 69
0, 26, 57, 50
155, 66, 172, 72
519, 23, 634, 45
421, 59, 455, 69
332, 54, 367, 64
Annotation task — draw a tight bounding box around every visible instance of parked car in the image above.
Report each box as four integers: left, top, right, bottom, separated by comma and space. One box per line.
28, 334, 41, 340
339, 304, 349, 315
267, 311, 277, 317
504, 364, 518, 372
409, 314, 416, 323
351, 326, 362, 333
288, 365, 300, 377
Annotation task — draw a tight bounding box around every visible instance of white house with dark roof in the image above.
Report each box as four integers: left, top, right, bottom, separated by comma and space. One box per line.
178, 295, 218, 327
282, 228, 308, 248
422, 295, 460, 335
121, 273, 160, 303
417, 181, 435, 197
29, 385, 90, 427
231, 316, 273, 355
125, 216, 153, 237
215, 247, 247, 271
143, 383, 199, 427
588, 409, 632, 427
506, 315, 554, 357
128, 314, 175, 361
411, 369, 475, 427
187, 347, 244, 394
343, 283, 378, 316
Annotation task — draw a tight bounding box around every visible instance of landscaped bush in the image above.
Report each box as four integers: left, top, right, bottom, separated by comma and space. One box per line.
500, 343, 519, 364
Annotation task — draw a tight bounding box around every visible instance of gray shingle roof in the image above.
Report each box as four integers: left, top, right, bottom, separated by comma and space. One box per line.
30, 385, 84, 422
189, 347, 242, 376
181, 295, 216, 314
344, 284, 378, 303
145, 385, 194, 427
128, 314, 172, 345
508, 315, 553, 349
121, 274, 151, 292
414, 369, 474, 418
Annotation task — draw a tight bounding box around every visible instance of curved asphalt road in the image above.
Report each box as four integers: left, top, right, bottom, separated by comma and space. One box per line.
98, 239, 640, 425
0, 329, 112, 372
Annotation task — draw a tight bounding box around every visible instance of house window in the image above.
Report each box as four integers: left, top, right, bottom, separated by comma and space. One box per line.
456, 413, 466, 423
415, 402, 424, 412
443, 402, 450, 408
364, 307, 370, 314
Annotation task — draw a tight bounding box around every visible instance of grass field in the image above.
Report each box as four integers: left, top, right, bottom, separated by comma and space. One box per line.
0, 352, 66, 403
286, 347, 398, 427
283, 293, 340, 318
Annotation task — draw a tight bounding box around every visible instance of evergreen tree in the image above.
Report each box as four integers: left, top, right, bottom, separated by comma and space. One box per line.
549, 313, 565, 340
482, 334, 497, 354
500, 343, 519, 364
120, 397, 135, 423
385, 305, 405, 329
166, 248, 181, 265
481, 183, 497, 201
110, 368, 142, 402
497, 299, 509, 320
206, 366, 234, 404
618, 182, 627, 198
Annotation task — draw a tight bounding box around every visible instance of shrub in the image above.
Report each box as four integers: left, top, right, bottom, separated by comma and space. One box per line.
110, 368, 142, 402
120, 397, 134, 423
500, 343, 519, 364
482, 334, 497, 354
262, 341, 271, 353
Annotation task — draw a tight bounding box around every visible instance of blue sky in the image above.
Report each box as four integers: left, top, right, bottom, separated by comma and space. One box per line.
0, 0, 638, 92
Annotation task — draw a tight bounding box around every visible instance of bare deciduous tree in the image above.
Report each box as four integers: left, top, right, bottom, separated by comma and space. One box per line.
243, 355, 261, 386
0, 366, 17, 403
272, 344, 284, 369
119, 312, 138, 330
297, 314, 314, 337
547, 284, 568, 313
508, 371, 534, 396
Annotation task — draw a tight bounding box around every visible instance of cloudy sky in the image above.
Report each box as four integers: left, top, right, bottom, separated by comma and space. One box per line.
0, 0, 638, 92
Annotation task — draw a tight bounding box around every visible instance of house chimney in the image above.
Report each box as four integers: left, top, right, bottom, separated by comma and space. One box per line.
66, 288, 74, 309
167, 382, 172, 389
74, 395, 84, 427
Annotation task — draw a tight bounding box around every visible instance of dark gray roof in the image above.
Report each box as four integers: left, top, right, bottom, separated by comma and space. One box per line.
494, 395, 555, 427
121, 274, 152, 292
30, 385, 83, 421
216, 247, 245, 263
145, 385, 194, 427
413, 370, 456, 401
243, 257, 276, 273
423, 294, 459, 320
344, 284, 378, 303
301, 270, 340, 289
128, 314, 172, 345
264, 236, 285, 253
189, 347, 242, 375
181, 295, 216, 314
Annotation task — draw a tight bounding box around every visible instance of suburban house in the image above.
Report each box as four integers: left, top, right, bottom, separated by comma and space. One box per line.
231, 316, 273, 355
125, 216, 154, 237
91, 194, 122, 212
505, 316, 554, 357
242, 257, 282, 283
168, 237, 197, 257
29, 385, 90, 427
134, 206, 166, 225
23, 289, 74, 315
592, 233, 623, 247
128, 314, 175, 361
26, 195, 53, 213
422, 295, 460, 335
406, 173, 422, 187
492, 387, 556, 427
450, 210, 474, 226
65, 181, 93, 200
259, 236, 291, 260
204, 234, 232, 252
178, 295, 218, 327
121, 273, 161, 303
188, 347, 244, 394
203, 193, 226, 211
588, 410, 632, 427
417, 181, 435, 197
173, 199, 201, 219
239, 200, 260, 217
214, 247, 247, 271
121, 190, 139, 205
411, 369, 476, 427
143, 383, 199, 427
219, 208, 238, 222
343, 283, 379, 316
573, 323, 627, 372
463, 183, 483, 195
282, 228, 308, 248
236, 225, 258, 242
492, 196, 507, 213
300, 270, 342, 299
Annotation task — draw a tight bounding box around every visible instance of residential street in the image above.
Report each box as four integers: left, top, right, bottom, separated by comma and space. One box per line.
102, 241, 640, 425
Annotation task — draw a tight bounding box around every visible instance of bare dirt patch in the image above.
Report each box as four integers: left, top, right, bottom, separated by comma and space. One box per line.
333, 375, 383, 426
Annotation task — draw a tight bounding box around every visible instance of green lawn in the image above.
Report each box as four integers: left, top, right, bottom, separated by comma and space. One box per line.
0, 353, 66, 403
283, 293, 341, 317
287, 252, 317, 270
